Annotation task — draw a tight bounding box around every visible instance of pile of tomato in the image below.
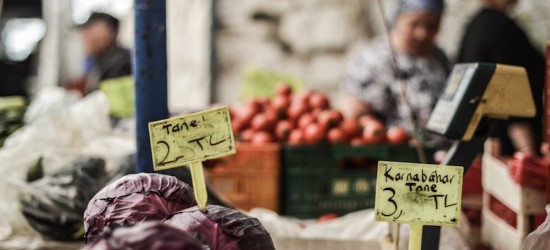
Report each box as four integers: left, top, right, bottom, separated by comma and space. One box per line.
229, 84, 410, 145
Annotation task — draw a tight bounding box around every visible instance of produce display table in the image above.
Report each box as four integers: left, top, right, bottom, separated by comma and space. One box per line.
272, 237, 381, 250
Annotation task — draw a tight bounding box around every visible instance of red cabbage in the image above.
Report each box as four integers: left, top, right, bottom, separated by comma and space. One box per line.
83, 221, 204, 250
163, 204, 275, 250
84, 173, 196, 242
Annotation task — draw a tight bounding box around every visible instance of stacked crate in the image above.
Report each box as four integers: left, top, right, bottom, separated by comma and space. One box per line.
205, 142, 434, 218
205, 143, 280, 212
281, 144, 435, 218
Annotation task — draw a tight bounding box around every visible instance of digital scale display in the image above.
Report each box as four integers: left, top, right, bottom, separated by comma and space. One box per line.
427, 63, 495, 140
441, 66, 466, 100
427, 62, 535, 141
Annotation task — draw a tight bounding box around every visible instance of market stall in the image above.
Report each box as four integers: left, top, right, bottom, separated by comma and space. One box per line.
0, 0, 549, 249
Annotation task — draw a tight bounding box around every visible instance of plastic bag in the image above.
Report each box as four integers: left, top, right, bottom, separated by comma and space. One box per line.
523, 204, 550, 250
0, 88, 125, 248
19, 156, 108, 241
23, 86, 80, 124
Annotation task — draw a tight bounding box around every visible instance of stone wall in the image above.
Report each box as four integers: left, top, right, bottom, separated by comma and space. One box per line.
214, 0, 550, 105
215, 0, 374, 104
167, 0, 212, 111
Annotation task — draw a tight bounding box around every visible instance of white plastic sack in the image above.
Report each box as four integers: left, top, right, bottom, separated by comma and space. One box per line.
247, 208, 472, 250
23, 86, 80, 124
0, 88, 132, 249
523, 204, 550, 250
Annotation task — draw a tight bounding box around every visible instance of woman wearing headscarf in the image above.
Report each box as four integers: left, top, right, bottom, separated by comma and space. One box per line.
340, 0, 449, 147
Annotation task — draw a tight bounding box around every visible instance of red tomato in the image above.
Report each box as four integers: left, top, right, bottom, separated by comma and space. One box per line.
386, 126, 410, 145
317, 213, 338, 223
332, 110, 344, 123
350, 137, 366, 146
327, 128, 348, 144
257, 97, 271, 111
251, 131, 274, 144
358, 114, 379, 128
271, 95, 291, 119
275, 83, 293, 97
251, 113, 273, 131
275, 120, 294, 142
362, 120, 387, 144
263, 108, 279, 125
231, 117, 246, 133
240, 129, 254, 142
309, 92, 330, 110
236, 103, 260, 127
340, 119, 361, 138
293, 90, 313, 106
303, 123, 326, 144
287, 102, 308, 122
317, 110, 343, 130
298, 113, 316, 129
310, 108, 322, 121
288, 129, 304, 145
245, 98, 262, 113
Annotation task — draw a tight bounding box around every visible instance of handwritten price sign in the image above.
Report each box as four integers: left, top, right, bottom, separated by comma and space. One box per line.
375, 161, 463, 226
148, 106, 236, 171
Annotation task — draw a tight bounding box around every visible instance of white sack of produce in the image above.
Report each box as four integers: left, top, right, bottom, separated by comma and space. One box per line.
248, 208, 472, 250
22, 86, 80, 125
0, 87, 134, 249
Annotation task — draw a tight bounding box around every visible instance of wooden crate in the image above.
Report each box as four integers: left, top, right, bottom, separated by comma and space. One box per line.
481, 147, 547, 250
206, 143, 280, 212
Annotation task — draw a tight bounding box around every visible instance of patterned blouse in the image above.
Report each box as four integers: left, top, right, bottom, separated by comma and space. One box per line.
341, 36, 450, 145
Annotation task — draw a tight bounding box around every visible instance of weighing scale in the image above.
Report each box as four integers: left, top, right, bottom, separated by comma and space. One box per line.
422, 62, 536, 250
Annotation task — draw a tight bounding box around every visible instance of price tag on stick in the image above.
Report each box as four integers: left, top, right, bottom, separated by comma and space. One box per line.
148, 106, 236, 210
374, 161, 463, 250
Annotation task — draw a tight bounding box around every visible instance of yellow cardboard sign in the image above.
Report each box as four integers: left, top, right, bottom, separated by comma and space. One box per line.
99, 76, 134, 118
240, 67, 304, 102
374, 161, 463, 226
148, 106, 236, 171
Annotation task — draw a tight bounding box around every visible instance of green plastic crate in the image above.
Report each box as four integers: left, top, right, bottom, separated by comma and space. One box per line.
281, 144, 436, 218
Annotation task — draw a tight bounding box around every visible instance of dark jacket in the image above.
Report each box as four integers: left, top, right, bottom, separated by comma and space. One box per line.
457, 8, 544, 156
85, 45, 132, 95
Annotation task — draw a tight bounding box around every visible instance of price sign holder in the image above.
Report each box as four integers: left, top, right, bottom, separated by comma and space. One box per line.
148, 106, 236, 210
375, 161, 463, 250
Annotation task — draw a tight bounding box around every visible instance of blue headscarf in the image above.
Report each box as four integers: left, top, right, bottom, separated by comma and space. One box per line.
388, 0, 445, 26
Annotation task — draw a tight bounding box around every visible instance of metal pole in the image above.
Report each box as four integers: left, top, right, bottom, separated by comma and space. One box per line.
421, 135, 487, 250
134, 0, 168, 173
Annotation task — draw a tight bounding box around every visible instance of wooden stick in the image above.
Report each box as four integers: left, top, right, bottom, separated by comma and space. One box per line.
190, 161, 208, 210
408, 224, 423, 250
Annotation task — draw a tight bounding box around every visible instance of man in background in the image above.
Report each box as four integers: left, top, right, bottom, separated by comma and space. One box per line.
71, 12, 132, 96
